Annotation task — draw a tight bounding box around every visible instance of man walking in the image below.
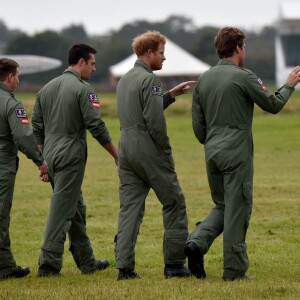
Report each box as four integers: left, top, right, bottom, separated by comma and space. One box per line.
185, 26, 300, 281
32, 44, 118, 276
115, 31, 194, 280
0, 58, 48, 280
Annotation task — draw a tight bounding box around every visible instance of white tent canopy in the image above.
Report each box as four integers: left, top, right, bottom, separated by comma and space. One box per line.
0, 55, 62, 74
110, 38, 210, 78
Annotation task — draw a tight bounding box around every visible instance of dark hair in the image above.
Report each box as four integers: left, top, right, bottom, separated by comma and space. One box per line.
214, 27, 245, 58
132, 31, 166, 56
0, 58, 19, 81
68, 44, 97, 65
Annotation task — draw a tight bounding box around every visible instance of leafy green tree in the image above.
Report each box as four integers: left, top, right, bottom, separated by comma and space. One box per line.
5, 30, 72, 84
61, 24, 89, 43
190, 26, 219, 66
244, 27, 275, 81
0, 20, 10, 43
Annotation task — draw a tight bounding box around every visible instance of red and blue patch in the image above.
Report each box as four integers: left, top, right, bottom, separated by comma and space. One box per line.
258, 78, 267, 91
88, 93, 100, 109
15, 108, 29, 124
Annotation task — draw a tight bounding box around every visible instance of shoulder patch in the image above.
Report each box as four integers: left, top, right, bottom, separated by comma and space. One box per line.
21, 118, 29, 124
258, 78, 267, 91
88, 93, 100, 109
15, 108, 27, 118
88, 93, 98, 101
151, 86, 162, 96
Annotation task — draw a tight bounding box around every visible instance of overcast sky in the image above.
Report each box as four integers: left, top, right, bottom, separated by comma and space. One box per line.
0, 0, 289, 35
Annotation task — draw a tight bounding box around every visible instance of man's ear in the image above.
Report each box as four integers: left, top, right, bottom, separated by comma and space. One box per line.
146, 49, 153, 57
235, 45, 241, 54
79, 58, 85, 66
7, 73, 14, 83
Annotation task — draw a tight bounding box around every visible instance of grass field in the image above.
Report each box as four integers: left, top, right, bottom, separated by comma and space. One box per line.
0, 93, 299, 299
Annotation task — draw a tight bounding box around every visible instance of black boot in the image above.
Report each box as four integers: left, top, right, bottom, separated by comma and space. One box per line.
223, 274, 256, 281
1, 266, 30, 280
164, 264, 191, 278
117, 268, 140, 280
96, 259, 110, 271
184, 242, 206, 279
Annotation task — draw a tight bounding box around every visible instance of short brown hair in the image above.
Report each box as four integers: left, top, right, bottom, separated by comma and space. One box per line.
68, 44, 97, 65
0, 58, 19, 81
214, 27, 245, 59
132, 31, 166, 56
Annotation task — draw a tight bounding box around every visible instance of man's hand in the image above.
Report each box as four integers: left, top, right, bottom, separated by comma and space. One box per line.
286, 66, 300, 87
38, 160, 49, 182
169, 81, 196, 98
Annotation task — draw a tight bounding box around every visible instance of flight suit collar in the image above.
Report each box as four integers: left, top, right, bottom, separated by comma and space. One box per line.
217, 59, 236, 67
0, 81, 13, 96
63, 68, 81, 79
134, 60, 153, 73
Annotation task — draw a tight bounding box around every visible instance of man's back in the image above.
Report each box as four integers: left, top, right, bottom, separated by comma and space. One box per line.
32, 68, 111, 165
36, 70, 87, 138
0, 84, 17, 146
195, 60, 254, 133
117, 61, 156, 129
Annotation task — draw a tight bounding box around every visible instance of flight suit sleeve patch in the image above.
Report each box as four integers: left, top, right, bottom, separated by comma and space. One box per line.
15, 108, 30, 124
151, 85, 163, 95
88, 92, 100, 109
15, 108, 27, 118
258, 78, 267, 91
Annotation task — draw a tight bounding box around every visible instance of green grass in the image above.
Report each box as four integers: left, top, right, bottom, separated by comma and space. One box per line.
1, 93, 299, 299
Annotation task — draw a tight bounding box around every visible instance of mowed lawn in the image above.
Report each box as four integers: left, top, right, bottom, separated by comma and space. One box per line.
1, 93, 299, 299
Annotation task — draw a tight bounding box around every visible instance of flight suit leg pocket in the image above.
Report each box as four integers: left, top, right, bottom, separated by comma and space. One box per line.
163, 229, 188, 263
0, 201, 12, 243
232, 243, 249, 275
242, 182, 252, 230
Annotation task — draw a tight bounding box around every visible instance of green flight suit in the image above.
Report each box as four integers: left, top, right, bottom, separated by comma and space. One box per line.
0, 82, 43, 277
188, 59, 295, 279
115, 60, 189, 270
32, 69, 111, 275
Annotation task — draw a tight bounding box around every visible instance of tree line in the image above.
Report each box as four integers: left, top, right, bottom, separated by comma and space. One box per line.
0, 16, 275, 88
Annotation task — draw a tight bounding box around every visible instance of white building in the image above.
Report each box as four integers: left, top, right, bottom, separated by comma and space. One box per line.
275, 1, 300, 89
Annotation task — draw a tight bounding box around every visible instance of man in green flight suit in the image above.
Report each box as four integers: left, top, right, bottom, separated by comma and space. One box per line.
185, 27, 300, 281
32, 44, 118, 277
115, 31, 195, 280
0, 58, 48, 280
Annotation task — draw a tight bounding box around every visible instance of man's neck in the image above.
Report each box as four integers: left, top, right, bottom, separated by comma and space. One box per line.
224, 56, 239, 66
